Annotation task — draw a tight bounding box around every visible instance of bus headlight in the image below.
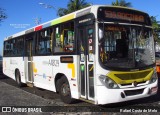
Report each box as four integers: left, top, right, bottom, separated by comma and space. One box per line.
99, 75, 119, 89
149, 71, 158, 84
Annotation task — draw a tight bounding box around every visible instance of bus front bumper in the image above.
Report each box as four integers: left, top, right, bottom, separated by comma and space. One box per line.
96, 81, 158, 105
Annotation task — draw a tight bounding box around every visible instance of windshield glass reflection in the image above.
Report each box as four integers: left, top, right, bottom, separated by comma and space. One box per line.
99, 24, 155, 70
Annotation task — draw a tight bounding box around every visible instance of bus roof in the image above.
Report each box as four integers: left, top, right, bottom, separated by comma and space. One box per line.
4, 5, 149, 41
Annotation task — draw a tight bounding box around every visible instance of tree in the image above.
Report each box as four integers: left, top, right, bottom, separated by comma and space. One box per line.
112, 0, 132, 7
57, 0, 91, 17
150, 16, 160, 42
57, 8, 68, 17
150, 16, 160, 30
0, 8, 7, 23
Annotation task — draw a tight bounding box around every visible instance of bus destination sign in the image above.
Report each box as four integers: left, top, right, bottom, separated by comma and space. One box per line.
98, 7, 151, 25
104, 11, 144, 22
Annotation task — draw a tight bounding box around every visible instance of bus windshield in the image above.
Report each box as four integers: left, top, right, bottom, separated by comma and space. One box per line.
99, 24, 155, 70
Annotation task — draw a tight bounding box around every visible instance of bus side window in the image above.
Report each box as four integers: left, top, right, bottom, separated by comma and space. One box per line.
9, 40, 14, 56
54, 21, 74, 53
63, 30, 74, 52
54, 26, 63, 52
36, 28, 53, 55
3, 41, 9, 56
18, 37, 24, 56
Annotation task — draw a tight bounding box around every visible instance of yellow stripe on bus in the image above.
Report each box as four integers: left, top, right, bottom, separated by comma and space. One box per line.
68, 63, 75, 78
33, 63, 37, 73
107, 68, 153, 84
51, 14, 75, 26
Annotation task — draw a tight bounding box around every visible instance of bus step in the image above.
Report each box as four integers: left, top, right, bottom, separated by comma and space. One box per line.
79, 98, 95, 104
26, 82, 34, 87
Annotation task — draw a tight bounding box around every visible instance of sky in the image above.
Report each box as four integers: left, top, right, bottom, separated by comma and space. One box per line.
0, 0, 160, 56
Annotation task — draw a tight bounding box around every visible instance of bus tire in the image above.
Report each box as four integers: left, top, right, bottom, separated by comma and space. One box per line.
15, 70, 23, 87
56, 79, 60, 93
58, 77, 73, 104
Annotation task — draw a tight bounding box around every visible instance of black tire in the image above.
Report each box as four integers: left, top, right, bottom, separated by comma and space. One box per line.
58, 77, 73, 104
15, 70, 23, 87
56, 79, 60, 93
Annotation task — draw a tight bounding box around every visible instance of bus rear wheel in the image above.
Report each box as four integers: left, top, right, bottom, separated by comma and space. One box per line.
15, 70, 23, 87
58, 77, 73, 104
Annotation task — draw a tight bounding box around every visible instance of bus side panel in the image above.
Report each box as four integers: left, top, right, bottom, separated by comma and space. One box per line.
52, 55, 79, 99
33, 56, 54, 91
3, 57, 25, 82
3, 57, 11, 78
32, 55, 79, 99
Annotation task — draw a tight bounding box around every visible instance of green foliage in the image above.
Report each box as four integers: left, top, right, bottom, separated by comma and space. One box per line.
57, 0, 91, 17
57, 8, 68, 17
112, 0, 132, 7
0, 8, 7, 23
150, 16, 160, 29
150, 16, 160, 42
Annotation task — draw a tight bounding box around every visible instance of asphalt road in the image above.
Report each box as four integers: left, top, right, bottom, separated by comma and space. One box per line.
0, 63, 160, 114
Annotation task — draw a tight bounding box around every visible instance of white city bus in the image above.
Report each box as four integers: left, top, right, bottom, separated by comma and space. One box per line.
3, 5, 158, 105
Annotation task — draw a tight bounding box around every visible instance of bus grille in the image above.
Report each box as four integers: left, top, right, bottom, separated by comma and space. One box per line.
124, 88, 144, 96
120, 81, 146, 86
114, 71, 150, 80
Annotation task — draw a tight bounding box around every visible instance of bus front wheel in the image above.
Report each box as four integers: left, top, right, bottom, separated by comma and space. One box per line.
58, 77, 73, 104
15, 70, 23, 87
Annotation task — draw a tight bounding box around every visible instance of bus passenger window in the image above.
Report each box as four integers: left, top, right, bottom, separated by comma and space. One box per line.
16, 37, 24, 56
54, 21, 74, 53
4, 41, 10, 56
36, 28, 53, 55
54, 26, 63, 52
63, 30, 74, 52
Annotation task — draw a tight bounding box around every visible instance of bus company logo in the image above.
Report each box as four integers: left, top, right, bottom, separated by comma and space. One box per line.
2, 107, 11, 112
133, 81, 138, 87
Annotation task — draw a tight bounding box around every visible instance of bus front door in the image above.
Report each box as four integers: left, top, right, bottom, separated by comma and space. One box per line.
25, 35, 34, 83
78, 26, 95, 101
